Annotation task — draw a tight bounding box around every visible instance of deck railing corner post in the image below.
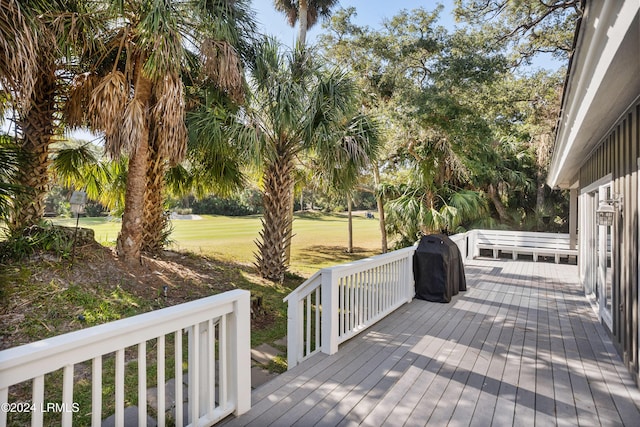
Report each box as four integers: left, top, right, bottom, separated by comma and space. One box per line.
321, 269, 339, 355
469, 229, 478, 260
286, 291, 300, 369
406, 248, 415, 303
231, 290, 252, 415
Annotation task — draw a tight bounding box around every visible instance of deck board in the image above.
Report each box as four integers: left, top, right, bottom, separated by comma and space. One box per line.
223, 259, 640, 426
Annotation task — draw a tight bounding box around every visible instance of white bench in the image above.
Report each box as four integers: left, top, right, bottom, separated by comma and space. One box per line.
472, 229, 577, 263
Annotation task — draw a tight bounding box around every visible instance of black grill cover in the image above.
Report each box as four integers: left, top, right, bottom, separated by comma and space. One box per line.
413, 234, 467, 303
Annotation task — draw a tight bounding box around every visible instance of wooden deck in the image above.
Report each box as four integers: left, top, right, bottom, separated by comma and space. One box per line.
224, 260, 640, 426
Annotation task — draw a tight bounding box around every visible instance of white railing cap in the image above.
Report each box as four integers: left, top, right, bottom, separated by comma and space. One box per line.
0, 289, 250, 387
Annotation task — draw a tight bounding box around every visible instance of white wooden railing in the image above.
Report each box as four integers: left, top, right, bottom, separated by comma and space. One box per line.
284, 246, 416, 368
0, 289, 251, 427
283, 229, 575, 369
466, 229, 576, 263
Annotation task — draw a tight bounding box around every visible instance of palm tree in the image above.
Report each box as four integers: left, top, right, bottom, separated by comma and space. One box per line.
64, 0, 256, 264
273, 0, 339, 46
272, 0, 339, 262
315, 113, 381, 253
3, 0, 104, 234
241, 40, 374, 281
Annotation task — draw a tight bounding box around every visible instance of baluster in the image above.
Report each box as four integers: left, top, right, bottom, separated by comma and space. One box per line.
315, 287, 321, 352
175, 330, 183, 427
138, 342, 147, 427
157, 336, 165, 427
189, 324, 200, 424
305, 294, 311, 356
339, 278, 344, 336
91, 357, 103, 426
208, 319, 215, 414
349, 275, 354, 332
297, 300, 304, 361
32, 375, 44, 427
0, 387, 7, 426
62, 364, 73, 426
219, 314, 228, 410
115, 349, 125, 427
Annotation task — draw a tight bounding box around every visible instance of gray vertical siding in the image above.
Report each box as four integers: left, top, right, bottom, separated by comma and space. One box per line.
579, 99, 639, 378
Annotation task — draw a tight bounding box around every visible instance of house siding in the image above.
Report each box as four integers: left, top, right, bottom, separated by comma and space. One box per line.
579, 99, 640, 377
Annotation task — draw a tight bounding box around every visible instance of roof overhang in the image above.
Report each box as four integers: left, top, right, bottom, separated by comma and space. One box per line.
548, 0, 640, 189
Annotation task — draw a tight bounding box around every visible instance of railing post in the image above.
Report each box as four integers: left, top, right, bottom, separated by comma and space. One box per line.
321, 268, 339, 355
286, 290, 301, 369
469, 230, 477, 260
405, 249, 415, 303
460, 232, 468, 264
228, 290, 251, 416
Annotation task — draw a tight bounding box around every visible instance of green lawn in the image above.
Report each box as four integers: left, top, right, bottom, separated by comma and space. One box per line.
52, 211, 384, 275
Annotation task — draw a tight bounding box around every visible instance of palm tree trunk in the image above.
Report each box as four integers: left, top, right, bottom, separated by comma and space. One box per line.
10, 66, 57, 232
117, 61, 152, 265
298, 0, 309, 46
373, 163, 387, 253
142, 134, 168, 253
284, 181, 294, 264
256, 155, 295, 281
347, 194, 353, 253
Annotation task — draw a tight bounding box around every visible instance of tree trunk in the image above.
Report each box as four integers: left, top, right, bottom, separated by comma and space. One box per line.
284, 180, 295, 265
298, 0, 309, 46
256, 155, 295, 281
10, 65, 57, 233
373, 163, 387, 253
536, 170, 546, 213
487, 183, 510, 224
117, 60, 152, 265
142, 133, 168, 253
347, 194, 353, 253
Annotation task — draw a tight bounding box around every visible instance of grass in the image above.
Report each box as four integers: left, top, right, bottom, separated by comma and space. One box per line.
2, 212, 385, 425
52, 211, 384, 275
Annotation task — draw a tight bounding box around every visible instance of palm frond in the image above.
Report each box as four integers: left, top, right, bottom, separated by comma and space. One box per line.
152, 73, 187, 163
0, 0, 37, 111
0, 134, 24, 220
65, 72, 100, 129
121, 98, 145, 157
89, 71, 129, 156
201, 38, 244, 103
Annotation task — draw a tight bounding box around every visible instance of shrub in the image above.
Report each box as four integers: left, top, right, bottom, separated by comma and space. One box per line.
0, 221, 91, 262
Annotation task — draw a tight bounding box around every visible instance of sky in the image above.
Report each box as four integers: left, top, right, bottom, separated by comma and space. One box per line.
251, 0, 563, 71
251, 0, 458, 47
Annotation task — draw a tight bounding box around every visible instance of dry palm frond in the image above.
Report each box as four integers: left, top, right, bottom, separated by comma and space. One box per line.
121, 98, 145, 157
273, 0, 298, 27
201, 38, 244, 103
89, 71, 129, 154
0, 0, 37, 111
65, 72, 100, 129
152, 74, 187, 164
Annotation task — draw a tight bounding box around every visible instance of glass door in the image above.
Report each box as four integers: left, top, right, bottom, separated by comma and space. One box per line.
598, 183, 613, 328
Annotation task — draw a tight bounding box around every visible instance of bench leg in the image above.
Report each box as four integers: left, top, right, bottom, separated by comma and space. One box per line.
533, 253, 538, 262
512, 251, 517, 260
493, 249, 498, 259
555, 254, 560, 264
